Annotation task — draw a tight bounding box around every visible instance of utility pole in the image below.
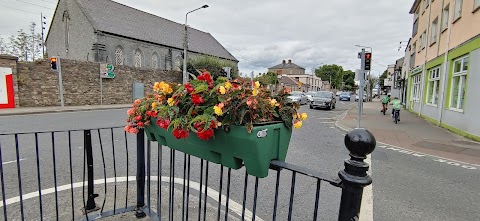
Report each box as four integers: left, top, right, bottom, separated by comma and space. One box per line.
41, 13, 46, 58
357, 49, 366, 128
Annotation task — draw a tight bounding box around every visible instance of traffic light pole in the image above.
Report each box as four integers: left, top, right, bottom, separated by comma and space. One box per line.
57, 58, 65, 107
357, 49, 365, 129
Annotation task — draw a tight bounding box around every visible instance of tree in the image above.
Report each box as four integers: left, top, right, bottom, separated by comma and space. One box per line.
254, 72, 278, 86
315, 64, 343, 89
342, 70, 356, 91
379, 70, 388, 88
0, 35, 6, 54
368, 75, 379, 99
3, 22, 43, 61
185, 55, 239, 80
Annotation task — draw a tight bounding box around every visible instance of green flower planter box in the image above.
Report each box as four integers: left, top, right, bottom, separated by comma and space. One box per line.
144, 120, 292, 178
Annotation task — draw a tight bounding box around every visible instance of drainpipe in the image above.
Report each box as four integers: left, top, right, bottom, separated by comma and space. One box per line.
418, 1, 433, 117
438, 0, 455, 126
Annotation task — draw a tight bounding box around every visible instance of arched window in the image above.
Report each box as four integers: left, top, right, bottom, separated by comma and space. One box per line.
152, 53, 158, 69
115, 46, 124, 65
62, 11, 70, 50
134, 49, 142, 67
174, 56, 181, 71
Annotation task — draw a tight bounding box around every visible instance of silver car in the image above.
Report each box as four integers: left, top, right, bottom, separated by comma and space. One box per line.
310, 91, 336, 110
287, 91, 308, 105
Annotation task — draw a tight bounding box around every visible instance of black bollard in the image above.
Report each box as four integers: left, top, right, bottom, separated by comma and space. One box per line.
84, 130, 99, 212
338, 128, 376, 221
136, 129, 147, 218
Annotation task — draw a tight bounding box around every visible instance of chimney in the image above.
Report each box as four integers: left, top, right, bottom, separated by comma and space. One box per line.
288, 59, 291, 64
282, 60, 286, 64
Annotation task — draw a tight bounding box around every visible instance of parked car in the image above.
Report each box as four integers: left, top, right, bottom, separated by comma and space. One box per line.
355, 94, 367, 102
310, 91, 336, 110
339, 92, 352, 101
305, 91, 317, 102
287, 91, 308, 105
336, 91, 343, 96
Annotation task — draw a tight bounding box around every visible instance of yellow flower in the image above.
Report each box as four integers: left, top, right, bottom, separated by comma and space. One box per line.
153, 82, 161, 92
224, 82, 232, 89
167, 98, 175, 106
294, 121, 303, 129
152, 102, 157, 109
301, 113, 308, 121
213, 105, 223, 116
219, 86, 226, 95
254, 81, 261, 89
270, 99, 277, 107
252, 88, 259, 96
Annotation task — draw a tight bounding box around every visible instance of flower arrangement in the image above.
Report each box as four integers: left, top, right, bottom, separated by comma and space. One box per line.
125, 70, 307, 141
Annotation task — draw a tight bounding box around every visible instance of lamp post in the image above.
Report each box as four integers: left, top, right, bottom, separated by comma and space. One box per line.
183, 5, 209, 84
355, 45, 373, 101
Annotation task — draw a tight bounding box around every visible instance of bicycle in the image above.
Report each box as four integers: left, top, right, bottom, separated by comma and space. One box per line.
393, 109, 400, 124
381, 103, 387, 115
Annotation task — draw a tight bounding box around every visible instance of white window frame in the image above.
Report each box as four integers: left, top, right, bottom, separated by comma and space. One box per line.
411, 74, 422, 103
115, 47, 124, 65
134, 49, 142, 68
427, 66, 441, 106
449, 56, 468, 111
441, 4, 449, 31
431, 17, 438, 44
454, 0, 463, 21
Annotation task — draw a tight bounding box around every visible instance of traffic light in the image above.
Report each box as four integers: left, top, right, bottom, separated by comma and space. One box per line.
50, 57, 58, 71
364, 53, 372, 71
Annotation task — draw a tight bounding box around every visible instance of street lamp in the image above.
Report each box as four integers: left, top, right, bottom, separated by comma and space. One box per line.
183, 5, 209, 84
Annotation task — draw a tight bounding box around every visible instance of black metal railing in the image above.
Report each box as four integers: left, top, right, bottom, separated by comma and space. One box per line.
0, 126, 375, 221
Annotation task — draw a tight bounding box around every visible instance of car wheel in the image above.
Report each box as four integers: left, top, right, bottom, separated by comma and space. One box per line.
310, 105, 313, 109
332, 104, 336, 109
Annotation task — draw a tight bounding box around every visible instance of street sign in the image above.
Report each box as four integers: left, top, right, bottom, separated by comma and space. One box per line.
100, 63, 115, 78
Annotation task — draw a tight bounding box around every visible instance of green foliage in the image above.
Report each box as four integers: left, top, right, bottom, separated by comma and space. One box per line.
185, 55, 239, 80
254, 72, 279, 86
314, 64, 357, 90
4, 22, 43, 61
379, 70, 388, 88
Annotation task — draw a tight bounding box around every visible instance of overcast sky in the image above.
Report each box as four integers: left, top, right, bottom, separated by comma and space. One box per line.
0, 0, 413, 76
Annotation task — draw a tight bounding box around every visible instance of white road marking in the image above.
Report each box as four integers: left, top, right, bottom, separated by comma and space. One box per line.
0, 176, 263, 221
2, 158, 26, 165
360, 154, 373, 221
377, 142, 477, 170
318, 122, 335, 124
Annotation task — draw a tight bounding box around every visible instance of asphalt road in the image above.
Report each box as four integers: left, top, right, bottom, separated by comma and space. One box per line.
0, 98, 479, 220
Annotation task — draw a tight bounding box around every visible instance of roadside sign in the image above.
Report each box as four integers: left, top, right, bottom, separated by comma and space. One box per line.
100, 63, 115, 78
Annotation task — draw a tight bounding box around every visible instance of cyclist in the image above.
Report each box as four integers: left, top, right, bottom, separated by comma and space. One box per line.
381, 94, 391, 113
391, 97, 402, 121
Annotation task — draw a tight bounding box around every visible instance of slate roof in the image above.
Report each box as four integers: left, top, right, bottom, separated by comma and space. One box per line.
280, 76, 299, 85
269, 61, 305, 70
74, 0, 237, 61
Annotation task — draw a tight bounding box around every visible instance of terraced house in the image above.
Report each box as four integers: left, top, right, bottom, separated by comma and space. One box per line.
405, 0, 480, 141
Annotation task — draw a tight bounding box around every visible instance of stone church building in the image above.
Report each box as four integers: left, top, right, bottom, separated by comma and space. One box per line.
45, 0, 237, 70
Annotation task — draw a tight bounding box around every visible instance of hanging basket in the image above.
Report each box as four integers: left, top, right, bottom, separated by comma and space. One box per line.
145, 120, 292, 178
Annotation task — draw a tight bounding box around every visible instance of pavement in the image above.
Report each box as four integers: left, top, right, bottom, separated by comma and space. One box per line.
336, 99, 480, 165
0, 104, 131, 116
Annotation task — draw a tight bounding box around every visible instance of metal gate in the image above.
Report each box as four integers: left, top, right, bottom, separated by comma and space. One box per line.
0, 126, 375, 221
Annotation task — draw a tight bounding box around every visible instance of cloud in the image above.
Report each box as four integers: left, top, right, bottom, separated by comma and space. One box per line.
0, 0, 413, 75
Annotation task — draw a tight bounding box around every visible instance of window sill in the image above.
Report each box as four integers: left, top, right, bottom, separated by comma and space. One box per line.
448, 107, 464, 113
430, 41, 437, 47
453, 16, 461, 24
426, 103, 438, 107
441, 27, 448, 34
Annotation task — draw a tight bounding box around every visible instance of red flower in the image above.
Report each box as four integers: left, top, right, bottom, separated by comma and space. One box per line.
191, 94, 204, 105
194, 122, 204, 130
197, 128, 214, 141
156, 118, 171, 129
198, 72, 213, 84
146, 110, 158, 117
185, 83, 195, 94
137, 122, 145, 127
134, 115, 142, 122
209, 120, 217, 129
173, 128, 189, 139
